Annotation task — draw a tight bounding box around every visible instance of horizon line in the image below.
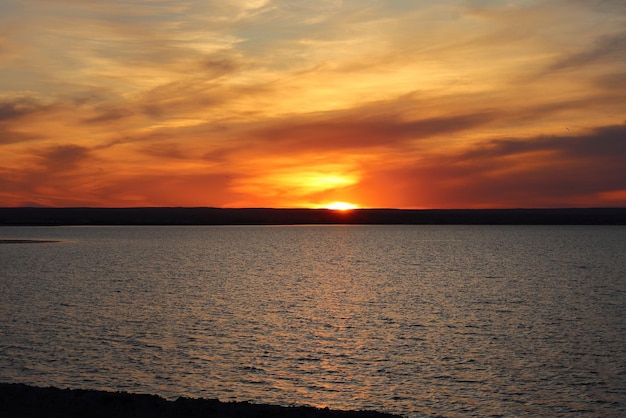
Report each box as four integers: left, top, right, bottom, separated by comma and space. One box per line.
4, 206, 626, 211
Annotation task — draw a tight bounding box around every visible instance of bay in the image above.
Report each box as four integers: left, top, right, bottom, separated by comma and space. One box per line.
1, 225, 625, 416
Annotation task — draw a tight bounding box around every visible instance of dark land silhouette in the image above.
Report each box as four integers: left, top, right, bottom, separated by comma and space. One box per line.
0, 207, 625, 225
0, 383, 401, 418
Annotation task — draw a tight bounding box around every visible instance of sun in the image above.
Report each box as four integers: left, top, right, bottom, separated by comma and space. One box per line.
325, 201, 359, 211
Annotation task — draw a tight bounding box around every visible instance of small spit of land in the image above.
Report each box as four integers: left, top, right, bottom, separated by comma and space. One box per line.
0, 239, 62, 244
0, 207, 625, 225
0, 383, 401, 418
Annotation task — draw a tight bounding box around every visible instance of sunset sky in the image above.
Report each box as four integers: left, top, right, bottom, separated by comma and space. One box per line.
1, 0, 625, 208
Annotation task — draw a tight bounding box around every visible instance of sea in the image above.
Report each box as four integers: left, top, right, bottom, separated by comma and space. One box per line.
1, 225, 625, 417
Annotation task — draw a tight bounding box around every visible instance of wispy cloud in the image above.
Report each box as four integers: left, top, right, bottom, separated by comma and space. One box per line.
548, 31, 626, 72
0, 96, 48, 121
36, 144, 91, 171
244, 111, 495, 153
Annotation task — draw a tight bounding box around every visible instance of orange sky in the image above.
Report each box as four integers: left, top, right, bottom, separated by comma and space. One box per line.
1, 0, 625, 208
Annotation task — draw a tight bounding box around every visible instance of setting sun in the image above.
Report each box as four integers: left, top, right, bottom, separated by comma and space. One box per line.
325, 202, 359, 211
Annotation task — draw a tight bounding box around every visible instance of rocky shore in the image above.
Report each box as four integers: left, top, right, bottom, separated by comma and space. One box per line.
0, 383, 402, 418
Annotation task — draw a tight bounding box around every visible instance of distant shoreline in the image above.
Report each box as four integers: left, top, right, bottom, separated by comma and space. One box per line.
0, 383, 401, 418
1, 207, 625, 226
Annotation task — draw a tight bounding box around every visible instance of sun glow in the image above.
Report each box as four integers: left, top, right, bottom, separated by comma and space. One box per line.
325, 201, 358, 211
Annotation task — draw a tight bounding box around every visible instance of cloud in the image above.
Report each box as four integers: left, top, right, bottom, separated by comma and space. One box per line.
0, 96, 48, 121
0, 128, 44, 145
0, 96, 52, 145
548, 31, 626, 72
245, 110, 495, 153
36, 144, 91, 171
199, 53, 242, 76
81, 107, 134, 124
140, 142, 187, 160
571, 0, 626, 13
462, 122, 626, 161
365, 122, 626, 208
86, 172, 241, 207
594, 72, 626, 90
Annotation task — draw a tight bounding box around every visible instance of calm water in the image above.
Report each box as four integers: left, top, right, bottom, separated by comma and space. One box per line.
1, 225, 625, 417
